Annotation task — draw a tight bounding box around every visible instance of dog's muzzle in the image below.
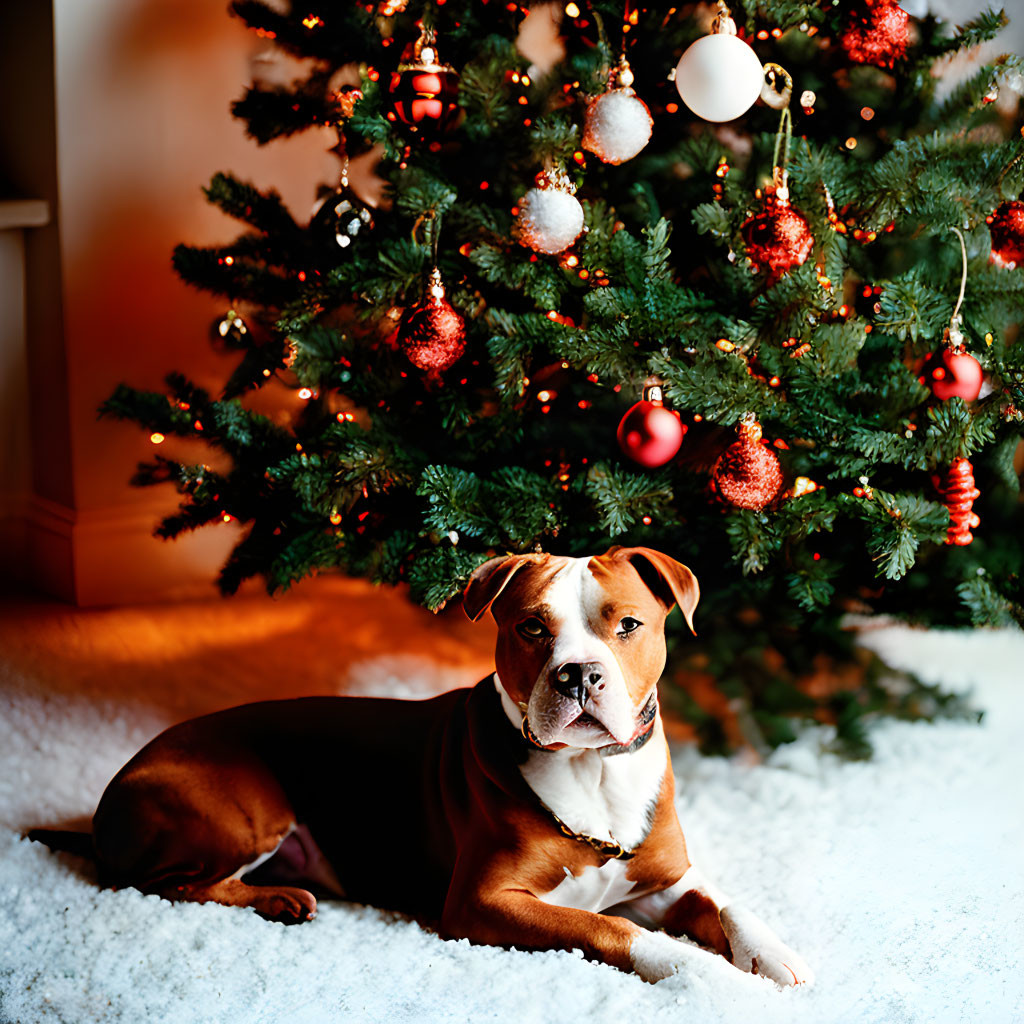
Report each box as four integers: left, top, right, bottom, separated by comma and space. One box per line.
552, 662, 604, 710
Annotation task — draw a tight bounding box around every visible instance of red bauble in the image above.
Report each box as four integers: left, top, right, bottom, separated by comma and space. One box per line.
840, 0, 910, 70
988, 201, 1024, 269
710, 418, 784, 510
389, 31, 459, 134
932, 457, 980, 546
741, 190, 814, 281
922, 346, 983, 402
398, 271, 466, 372
616, 385, 686, 468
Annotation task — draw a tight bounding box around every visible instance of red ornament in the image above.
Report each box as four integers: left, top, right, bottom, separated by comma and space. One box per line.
398, 269, 466, 373
389, 29, 459, 134
616, 385, 686, 468
741, 188, 814, 281
988, 201, 1024, 270
922, 336, 983, 403
840, 0, 910, 70
710, 416, 784, 510
932, 457, 980, 546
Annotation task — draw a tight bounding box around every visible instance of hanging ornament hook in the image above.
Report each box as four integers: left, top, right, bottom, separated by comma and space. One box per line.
410, 208, 442, 270
771, 105, 793, 199
712, 2, 737, 35
948, 226, 968, 345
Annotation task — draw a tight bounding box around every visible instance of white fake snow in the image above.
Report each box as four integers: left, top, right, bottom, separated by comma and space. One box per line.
1, 623, 1023, 1023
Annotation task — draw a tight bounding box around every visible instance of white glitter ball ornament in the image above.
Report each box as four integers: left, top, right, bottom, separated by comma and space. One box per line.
674, 14, 764, 122
582, 89, 653, 165
513, 174, 585, 255
582, 57, 653, 165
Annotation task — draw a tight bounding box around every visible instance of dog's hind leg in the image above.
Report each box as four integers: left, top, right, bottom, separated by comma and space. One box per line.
152, 876, 317, 923
91, 743, 317, 924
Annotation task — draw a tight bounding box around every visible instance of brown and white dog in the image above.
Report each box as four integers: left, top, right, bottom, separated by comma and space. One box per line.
30, 546, 812, 986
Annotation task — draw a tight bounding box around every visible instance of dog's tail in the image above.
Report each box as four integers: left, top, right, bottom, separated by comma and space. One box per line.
26, 827, 95, 859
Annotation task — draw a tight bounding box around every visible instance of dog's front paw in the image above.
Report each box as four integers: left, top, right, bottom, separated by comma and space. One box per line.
719, 906, 813, 987
629, 929, 723, 983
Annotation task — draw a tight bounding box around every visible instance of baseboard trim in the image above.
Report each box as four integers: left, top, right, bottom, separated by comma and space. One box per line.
3, 495, 237, 606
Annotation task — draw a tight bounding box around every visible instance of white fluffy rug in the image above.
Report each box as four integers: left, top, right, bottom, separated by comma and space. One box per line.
1, 597, 1022, 1024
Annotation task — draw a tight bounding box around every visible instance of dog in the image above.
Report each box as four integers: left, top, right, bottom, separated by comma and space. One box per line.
29, 545, 812, 986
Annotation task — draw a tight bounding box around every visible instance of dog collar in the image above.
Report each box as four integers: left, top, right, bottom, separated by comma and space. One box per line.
546, 808, 635, 861
519, 691, 658, 759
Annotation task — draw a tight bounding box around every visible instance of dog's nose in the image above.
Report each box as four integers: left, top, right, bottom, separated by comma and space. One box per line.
553, 662, 603, 709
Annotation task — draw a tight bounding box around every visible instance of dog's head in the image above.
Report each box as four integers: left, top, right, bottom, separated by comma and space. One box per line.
463, 547, 698, 749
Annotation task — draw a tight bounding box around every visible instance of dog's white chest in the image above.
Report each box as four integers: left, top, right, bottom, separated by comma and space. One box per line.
516, 722, 666, 852
537, 858, 636, 913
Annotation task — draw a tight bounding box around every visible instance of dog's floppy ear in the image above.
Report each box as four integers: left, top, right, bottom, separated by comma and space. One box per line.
462, 555, 534, 622
604, 546, 700, 635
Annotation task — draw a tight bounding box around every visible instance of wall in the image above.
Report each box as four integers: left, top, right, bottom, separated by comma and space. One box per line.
51, 0, 337, 603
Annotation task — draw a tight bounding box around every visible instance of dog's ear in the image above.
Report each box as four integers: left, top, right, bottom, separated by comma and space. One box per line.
603, 546, 700, 635
462, 555, 534, 622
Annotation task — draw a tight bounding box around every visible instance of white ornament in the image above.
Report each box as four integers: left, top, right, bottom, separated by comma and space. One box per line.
674, 16, 764, 122
582, 89, 653, 165
514, 175, 584, 255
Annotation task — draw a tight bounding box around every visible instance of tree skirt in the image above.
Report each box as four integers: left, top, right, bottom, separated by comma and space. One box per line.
1, 600, 1021, 1024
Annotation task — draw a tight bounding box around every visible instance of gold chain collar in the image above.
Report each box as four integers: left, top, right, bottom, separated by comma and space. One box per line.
547, 808, 635, 861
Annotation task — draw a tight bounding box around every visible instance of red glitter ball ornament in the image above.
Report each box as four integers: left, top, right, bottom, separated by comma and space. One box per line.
989, 201, 1024, 269
398, 269, 466, 373
840, 0, 910, 70
710, 416, 784, 510
616, 385, 686, 468
741, 187, 814, 281
389, 29, 459, 135
932, 457, 980, 546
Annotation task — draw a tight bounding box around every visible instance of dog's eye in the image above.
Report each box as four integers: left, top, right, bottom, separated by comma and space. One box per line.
618, 617, 642, 636
517, 617, 551, 639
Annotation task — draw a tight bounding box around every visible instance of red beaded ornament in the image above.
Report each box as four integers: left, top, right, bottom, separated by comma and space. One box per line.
988, 201, 1024, 270
741, 186, 814, 281
710, 415, 784, 510
840, 0, 910, 70
932, 457, 980, 546
397, 268, 466, 373
389, 29, 459, 135
616, 385, 686, 468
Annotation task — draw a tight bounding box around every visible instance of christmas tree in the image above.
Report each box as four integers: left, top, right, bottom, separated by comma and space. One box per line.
102, 0, 1024, 753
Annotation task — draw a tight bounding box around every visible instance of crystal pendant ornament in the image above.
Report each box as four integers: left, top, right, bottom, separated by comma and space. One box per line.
616, 384, 687, 468
760, 63, 793, 111
398, 267, 466, 373
673, 6, 764, 122
988, 201, 1024, 269
389, 27, 459, 135
922, 319, 983, 403
310, 161, 374, 255
932, 457, 980, 546
513, 170, 585, 255
212, 309, 248, 350
710, 414, 784, 510
840, 0, 910, 70
581, 56, 653, 166
741, 177, 814, 281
